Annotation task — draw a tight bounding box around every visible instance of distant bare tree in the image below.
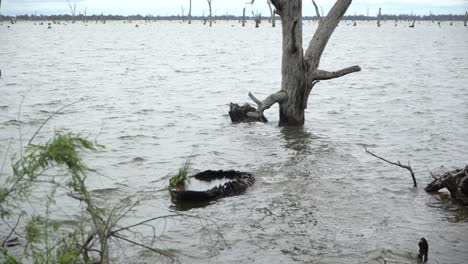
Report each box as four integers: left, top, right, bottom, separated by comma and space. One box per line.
207, 0, 213, 26
311, 0, 322, 23
409, 18, 415, 28
66, 0, 77, 23
267, 0, 276, 27
188, 0, 192, 24
252, 11, 261, 28
377, 7, 381, 27
242, 7, 246, 26
465, 11, 467, 27
181, 6, 185, 22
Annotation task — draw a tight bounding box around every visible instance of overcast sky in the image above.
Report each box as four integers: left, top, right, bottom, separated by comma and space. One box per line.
1, 0, 467, 16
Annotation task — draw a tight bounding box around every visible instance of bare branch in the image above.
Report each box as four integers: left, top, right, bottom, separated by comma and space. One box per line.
247, 91, 287, 118
28, 99, 83, 146
2, 214, 21, 248
305, 0, 353, 68
248, 92, 262, 106
363, 146, 417, 187
112, 233, 177, 261
311, 65, 361, 80
269, 0, 282, 16
311, 0, 322, 22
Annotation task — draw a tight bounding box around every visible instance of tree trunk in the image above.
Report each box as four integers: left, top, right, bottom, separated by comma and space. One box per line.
207, 0, 212, 27
240, 0, 360, 126
242, 8, 246, 27
188, 0, 192, 24
267, 0, 276, 27
278, 0, 306, 125
377, 7, 381, 27
464, 11, 467, 27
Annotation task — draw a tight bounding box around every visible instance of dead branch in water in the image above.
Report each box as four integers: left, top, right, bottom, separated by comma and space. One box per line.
363, 146, 417, 187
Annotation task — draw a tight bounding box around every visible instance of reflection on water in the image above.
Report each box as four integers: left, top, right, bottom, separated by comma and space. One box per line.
1, 21, 468, 263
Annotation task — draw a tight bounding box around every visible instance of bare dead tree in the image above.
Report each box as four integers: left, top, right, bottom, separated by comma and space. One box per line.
267, 0, 276, 27
66, 0, 77, 23
207, 0, 213, 27
363, 146, 417, 187
409, 18, 416, 28
377, 7, 381, 27
252, 11, 261, 28
188, 0, 192, 24
464, 11, 467, 27
311, 0, 322, 23
181, 6, 185, 22
243, 0, 361, 126
242, 7, 246, 26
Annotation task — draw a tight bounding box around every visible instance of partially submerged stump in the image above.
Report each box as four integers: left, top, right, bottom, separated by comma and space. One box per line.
425, 165, 468, 204
169, 170, 255, 202
229, 103, 268, 123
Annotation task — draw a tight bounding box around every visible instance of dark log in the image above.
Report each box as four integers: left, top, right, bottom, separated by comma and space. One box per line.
170, 170, 255, 202
228, 103, 268, 123
425, 165, 468, 204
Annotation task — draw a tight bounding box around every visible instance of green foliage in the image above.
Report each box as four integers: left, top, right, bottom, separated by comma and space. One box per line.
1, 132, 102, 264
169, 160, 191, 189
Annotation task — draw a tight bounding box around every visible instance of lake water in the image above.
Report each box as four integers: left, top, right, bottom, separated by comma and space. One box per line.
1, 20, 468, 263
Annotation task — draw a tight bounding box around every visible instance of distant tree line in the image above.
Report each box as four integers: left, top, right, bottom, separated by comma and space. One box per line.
0, 13, 466, 22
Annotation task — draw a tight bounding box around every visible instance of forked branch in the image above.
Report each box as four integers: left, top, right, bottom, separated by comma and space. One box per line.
312, 65, 361, 80
363, 146, 417, 187
248, 91, 288, 118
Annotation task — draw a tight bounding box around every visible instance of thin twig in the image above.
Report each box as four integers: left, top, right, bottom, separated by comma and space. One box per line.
1, 214, 21, 248
28, 99, 83, 146
17, 95, 26, 159
0, 138, 12, 175
363, 146, 417, 187
111, 233, 177, 261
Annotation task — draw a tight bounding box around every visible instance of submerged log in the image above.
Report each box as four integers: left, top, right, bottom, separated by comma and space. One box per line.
425, 165, 468, 204
229, 103, 268, 123
170, 170, 255, 202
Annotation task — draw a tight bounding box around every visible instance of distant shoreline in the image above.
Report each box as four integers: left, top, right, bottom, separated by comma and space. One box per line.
0, 14, 466, 22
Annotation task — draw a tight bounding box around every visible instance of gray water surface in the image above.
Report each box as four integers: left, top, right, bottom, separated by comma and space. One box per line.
1, 20, 468, 263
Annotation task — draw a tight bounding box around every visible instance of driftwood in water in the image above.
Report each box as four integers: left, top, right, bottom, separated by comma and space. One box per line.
425, 165, 468, 204
229, 103, 268, 123
363, 146, 417, 187
170, 170, 255, 202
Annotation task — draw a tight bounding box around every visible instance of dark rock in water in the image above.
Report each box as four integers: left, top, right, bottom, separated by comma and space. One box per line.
425, 165, 468, 204
229, 103, 267, 123
170, 170, 255, 203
